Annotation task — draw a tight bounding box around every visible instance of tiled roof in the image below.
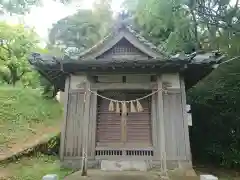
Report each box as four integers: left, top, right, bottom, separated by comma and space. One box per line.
78, 22, 169, 59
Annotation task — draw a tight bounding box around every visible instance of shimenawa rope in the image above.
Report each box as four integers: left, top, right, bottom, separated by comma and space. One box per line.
87, 88, 167, 103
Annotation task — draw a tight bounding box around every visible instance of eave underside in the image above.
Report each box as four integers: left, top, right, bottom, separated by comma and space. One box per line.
29, 53, 220, 91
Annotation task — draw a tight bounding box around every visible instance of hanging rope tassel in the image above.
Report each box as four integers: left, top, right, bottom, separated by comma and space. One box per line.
116, 101, 120, 113
130, 101, 137, 113
136, 100, 144, 112
109, 101, 114, 112
122, 102, 128, 115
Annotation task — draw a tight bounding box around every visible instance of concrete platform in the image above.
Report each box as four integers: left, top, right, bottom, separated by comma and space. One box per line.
64, 169, 200, 180
64, 170, 161, 180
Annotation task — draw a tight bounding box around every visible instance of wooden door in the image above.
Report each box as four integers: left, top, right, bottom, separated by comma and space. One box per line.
126, 92, 152, 147
96, 92, 124, 146
96, 91, 152, 148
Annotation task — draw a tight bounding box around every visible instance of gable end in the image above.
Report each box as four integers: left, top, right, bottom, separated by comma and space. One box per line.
96, 38, 150, 60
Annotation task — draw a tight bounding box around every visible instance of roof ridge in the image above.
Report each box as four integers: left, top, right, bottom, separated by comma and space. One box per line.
125, 25, 169, 57
78, 31, 114, 59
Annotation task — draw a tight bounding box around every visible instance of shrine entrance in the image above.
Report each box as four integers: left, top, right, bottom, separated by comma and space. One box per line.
95, 90, 153, 159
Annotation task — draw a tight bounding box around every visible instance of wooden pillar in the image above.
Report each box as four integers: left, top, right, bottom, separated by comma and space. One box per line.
180, 78, 192, 161
60, 76, 70, 160
151, 93, 158, 160
88, 90, 97, 159
157, 76, 167, 171
82, 80, 91, 159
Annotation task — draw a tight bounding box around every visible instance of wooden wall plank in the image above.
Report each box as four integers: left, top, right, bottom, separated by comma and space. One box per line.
170, 94, 179, 160
60, 76, 70, 160
163, 92, 187, 161
163, 94, 171, 159
175, 94, 186, 160
62, 75, 90, 159
68, 93, 75, 156
72, 93, 78, 156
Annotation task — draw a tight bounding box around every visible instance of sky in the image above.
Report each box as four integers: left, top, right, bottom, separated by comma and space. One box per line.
2, 0, 124, 42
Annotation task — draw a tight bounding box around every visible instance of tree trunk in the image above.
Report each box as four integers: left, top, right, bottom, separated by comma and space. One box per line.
190, 8, 201, 50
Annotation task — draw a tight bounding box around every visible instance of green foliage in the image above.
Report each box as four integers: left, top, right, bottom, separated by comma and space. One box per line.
124, 0, 198, 53
0, 86, 62, 146
0, 22, 39, 86
0, 0, 41, 14
49, 0, 113, 57
188, 59, 240, 168
122, 0, 240, 169
0, 0, 75, 14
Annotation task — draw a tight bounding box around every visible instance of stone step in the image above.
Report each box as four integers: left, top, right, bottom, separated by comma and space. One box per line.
100, 160, 149, 171
64, 170, 161, 180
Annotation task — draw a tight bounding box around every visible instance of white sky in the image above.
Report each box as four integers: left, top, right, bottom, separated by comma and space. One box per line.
2, 0, 124, 42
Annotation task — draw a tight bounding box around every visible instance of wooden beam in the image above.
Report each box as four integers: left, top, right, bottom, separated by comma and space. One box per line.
60, 76, 70, 160
90, 83, 157, 90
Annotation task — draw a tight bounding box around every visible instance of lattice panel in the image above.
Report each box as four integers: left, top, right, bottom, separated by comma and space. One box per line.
95, 150, 153, 157
97, 38, 149, 59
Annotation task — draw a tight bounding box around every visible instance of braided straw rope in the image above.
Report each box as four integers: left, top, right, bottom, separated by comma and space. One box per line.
87, 88, 167, 102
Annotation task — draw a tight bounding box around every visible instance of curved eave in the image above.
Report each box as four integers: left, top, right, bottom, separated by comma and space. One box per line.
28, 52, 224, 91
61, 58, 189, 73
182, 63, 215, 90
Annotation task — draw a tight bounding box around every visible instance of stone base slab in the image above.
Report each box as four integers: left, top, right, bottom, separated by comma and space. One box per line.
101, 160, 149, 171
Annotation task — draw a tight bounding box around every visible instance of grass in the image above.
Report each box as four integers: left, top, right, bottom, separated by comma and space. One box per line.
0, 86, 63, 155
0, 155, 73, 180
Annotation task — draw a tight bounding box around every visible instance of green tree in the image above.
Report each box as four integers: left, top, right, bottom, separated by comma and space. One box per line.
122, 0, 240, 168
48, 0, 113, 57
122, 0, 198, 53
123, 0, 240, 54
0, 22, 39, 86
0, 0, 74, 15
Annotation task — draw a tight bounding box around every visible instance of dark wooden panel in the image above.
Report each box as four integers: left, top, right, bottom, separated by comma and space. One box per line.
126, 93, 152, 145
96, 91, 152, 146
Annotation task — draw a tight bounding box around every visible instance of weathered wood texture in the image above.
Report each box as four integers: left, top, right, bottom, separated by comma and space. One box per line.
88, 90, 97, 159
180, 78, 192, 161
154, 75, 191, 163
160, 78, 191, 162
163, 91, 186, 160
151, 93, 158, 160
62, 73, 192, 169
63, 76, 97, 160
90, 83, 157, 90
64, 91, 85, 157
156, 76, 167, 171
60, 76, 70, 160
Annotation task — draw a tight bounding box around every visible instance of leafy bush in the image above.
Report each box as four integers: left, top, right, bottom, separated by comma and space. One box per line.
189, 60, 240, 168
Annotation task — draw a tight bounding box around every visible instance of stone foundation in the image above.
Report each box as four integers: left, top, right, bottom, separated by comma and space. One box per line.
100, 160, 149, 171
61, 158, 192, 171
